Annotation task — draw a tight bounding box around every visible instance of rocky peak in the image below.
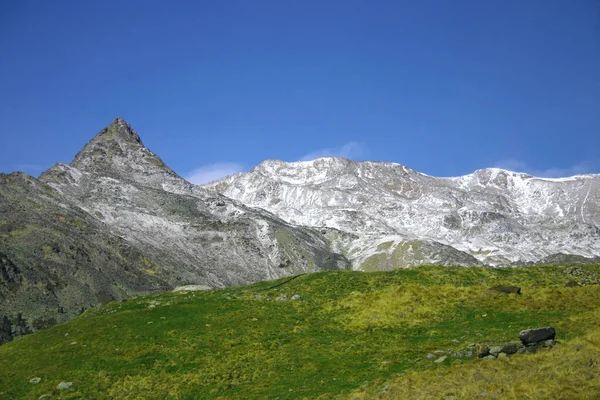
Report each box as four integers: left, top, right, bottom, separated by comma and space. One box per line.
67, 118, 180, 186
101, 117, 144, 146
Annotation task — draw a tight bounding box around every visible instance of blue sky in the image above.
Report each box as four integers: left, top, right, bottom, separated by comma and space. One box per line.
1, 1, 599, 184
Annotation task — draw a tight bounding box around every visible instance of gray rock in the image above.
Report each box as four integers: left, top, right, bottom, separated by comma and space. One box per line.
497, 352, 508, 358
520, 327, 556, 345
172, 285, 212, 292
475, 344, 490, 358
434, 355, 447, 363
519, 345, 538, 354
57, 381, 73, 390
501, 343, 520, 355
29, 377, 41, 384
291, 294, 301, 300
277, 294, 288, 301
541, 339, 556, 347
484, 355, 497, 359
489, 346, 503, 356
426, 353, 436, 360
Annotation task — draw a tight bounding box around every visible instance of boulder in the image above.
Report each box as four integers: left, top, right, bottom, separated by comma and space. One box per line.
519, 327, 555, 345
501, 343, 520, 355
475, 344, 490, 358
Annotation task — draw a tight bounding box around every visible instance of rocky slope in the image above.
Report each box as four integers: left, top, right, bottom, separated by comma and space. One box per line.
0, 118, 348, 343
204, 158, 600, 268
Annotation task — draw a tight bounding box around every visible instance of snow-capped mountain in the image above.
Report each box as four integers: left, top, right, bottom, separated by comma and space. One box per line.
204, 157, 600, 268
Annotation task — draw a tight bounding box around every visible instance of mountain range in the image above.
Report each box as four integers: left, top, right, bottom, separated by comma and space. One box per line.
205, 157, 600, 269
1, 117, 598, 342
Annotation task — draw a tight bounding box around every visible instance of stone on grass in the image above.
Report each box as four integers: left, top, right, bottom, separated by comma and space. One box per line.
291, 294, 301, 300
29, 377, 41, 384
501, 343, 520, 355
434, 355, 447, 363
489, 346, 503, 356
519, 327, 555, 345
172, 285, 212, 292
475, 344, 490, 358
541, 339, 556, 347
426, 353, 435, 360
519, 346, 538, 354
57, 381, 73, 390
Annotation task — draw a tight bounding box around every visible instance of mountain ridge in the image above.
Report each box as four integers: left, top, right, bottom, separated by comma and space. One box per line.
203, 156, 600, 267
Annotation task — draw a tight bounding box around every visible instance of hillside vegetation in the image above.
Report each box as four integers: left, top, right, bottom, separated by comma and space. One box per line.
1, 265, 599, 399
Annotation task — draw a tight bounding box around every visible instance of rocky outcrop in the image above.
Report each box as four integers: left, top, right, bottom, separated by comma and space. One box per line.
427, 327, 558, 362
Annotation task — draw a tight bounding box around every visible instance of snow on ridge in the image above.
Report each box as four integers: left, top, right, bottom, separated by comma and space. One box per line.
204, 156, 600, 267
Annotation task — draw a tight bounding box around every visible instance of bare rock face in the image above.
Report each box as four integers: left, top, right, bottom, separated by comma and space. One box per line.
0, 118, 349, 343
203, 158, 600, 268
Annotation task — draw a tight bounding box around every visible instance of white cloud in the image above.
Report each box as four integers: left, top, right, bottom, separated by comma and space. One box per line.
185, 163, 245, 185
299, 141, 365, 161
494, 159, 593, 178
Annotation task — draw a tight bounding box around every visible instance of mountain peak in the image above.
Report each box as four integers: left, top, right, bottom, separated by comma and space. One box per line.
99, 117, 144, 146
66, 118, 180, 185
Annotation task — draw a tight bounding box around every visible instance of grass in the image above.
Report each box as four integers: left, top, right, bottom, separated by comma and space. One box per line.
348, 318, 600, 399
0, 264, 599, 399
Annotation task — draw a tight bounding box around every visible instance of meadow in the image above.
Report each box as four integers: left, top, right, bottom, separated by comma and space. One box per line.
1, 265, 599, 399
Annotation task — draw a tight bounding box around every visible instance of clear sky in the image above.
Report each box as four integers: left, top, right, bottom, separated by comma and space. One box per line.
1, 1, 599, 184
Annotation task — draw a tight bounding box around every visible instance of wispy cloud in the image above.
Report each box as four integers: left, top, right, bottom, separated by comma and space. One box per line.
494, 159, 593, 178
185, 163, 245, 185
299, 141, 366, 161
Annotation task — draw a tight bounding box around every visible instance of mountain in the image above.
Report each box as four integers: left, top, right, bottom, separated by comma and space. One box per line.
204, 157, 600, 268
3, 118, 598, 343
0, 118, 349, 343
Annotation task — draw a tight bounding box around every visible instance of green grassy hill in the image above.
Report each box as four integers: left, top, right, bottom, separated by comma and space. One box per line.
1, 265, 599, 399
